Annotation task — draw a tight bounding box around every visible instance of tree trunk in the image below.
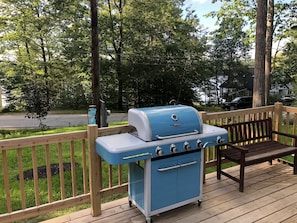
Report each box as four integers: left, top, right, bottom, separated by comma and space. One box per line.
40, 37, 50, 107
265, 0, 274, 105
108, 0, 124, 110
116, 55, 123, 110
117, 0, 124, 110
253, 0, 267, 107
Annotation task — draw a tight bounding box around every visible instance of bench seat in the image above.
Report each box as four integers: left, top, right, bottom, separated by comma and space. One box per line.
222, 141, 297, 165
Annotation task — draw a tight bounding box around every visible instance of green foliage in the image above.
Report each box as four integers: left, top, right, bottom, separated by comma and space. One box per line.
205, 1, 253, 101
275, 32, 297, 94
210, 1, 297, 98
98, 0, 209, 108
1, 0, 210, 111
1, 0, 296, 114
0, 0, 91, 114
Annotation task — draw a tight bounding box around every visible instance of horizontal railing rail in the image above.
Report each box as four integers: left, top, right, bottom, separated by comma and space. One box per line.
1, 102, 297, 222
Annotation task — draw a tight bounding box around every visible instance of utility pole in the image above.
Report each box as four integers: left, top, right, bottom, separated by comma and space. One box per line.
90, 0, 101, 127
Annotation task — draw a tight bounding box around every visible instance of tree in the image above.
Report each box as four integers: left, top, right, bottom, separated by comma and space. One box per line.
56, 1, 93, 109
0, 0, 64, 123
207, 0, 252, 103
253, 0, 267, 107
98, 0, 208, 108
209, 4, 252, 99
265, 0, 274, 105
210, 0, 295, 106
98, 0, 125, 110
0, 0, 92, 117
275, 15, 297, 94
264, 0, 293, 104
124, 0, 200, 105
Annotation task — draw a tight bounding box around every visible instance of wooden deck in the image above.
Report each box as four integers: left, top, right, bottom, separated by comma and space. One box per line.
42, 162, 297, 223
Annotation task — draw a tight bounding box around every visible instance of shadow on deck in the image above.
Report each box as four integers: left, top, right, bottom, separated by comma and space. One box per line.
42, 162, 297, 223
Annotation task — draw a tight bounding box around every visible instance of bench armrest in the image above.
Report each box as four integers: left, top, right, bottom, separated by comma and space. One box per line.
272, 130, 297, 140
220, 142, 249, 153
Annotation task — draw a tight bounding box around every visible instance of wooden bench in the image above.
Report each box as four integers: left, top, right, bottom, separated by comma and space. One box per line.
216, 118, 297, 192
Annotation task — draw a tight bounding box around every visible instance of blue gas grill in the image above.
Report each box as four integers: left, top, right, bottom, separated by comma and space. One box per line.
96, 105, 227, 222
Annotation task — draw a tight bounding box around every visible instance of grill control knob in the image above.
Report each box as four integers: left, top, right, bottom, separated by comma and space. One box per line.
170, 144, 178, 153
196, 140, 203, 149
184, 141, 191, 151
155, 146, 163, 156
217, 136, 224, 144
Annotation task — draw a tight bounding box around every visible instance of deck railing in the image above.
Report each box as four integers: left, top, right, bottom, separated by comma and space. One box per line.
0, 102, 297, 222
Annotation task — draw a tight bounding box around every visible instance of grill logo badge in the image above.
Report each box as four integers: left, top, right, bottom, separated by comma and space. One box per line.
171, 114, 178, 121
171, 114, 182, 126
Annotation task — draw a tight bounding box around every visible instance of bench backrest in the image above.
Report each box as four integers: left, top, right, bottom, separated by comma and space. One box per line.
220, 118, 273, 144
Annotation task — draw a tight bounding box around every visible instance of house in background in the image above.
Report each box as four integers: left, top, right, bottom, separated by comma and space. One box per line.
0, 89, 1, 111
194, 75, 228, 105
220, 68, 294, 103
219, 68, 254, 102
0, 87, 8, 111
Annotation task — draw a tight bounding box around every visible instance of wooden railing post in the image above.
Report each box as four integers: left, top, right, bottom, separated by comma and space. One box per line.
88, 124, 101, 216
199, 111, 208, 124
273, 102, 283, 141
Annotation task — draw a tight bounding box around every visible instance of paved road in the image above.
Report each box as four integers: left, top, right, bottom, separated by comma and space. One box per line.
0, 113, 128, 129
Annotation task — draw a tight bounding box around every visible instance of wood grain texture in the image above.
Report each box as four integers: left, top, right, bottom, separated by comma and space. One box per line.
40, 162, 297, 223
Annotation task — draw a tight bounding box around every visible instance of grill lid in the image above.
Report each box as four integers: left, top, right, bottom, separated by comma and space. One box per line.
128, 105, 202, 141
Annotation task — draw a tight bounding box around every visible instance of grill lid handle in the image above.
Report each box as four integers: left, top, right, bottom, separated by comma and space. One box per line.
156, 130, 199, 140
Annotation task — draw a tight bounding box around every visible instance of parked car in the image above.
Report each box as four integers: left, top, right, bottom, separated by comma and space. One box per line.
280, 96, 295, 106
221, 96, 253, 111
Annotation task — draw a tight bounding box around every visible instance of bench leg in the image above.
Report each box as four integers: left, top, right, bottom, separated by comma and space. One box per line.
216, 146, 221, 180
239, 164, 245, 192
293, 153, 297, 174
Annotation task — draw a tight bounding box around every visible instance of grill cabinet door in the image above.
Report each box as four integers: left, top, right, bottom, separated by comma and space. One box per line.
177, 154, 201, 201
151, 151, 201, 211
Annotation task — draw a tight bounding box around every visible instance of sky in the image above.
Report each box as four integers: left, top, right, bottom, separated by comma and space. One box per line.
184, 0, 223, 31
184, 0, 292, 31
184, 0, 292, 58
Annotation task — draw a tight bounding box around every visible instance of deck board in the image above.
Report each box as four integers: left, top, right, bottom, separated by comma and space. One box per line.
41, 162, 297, 223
